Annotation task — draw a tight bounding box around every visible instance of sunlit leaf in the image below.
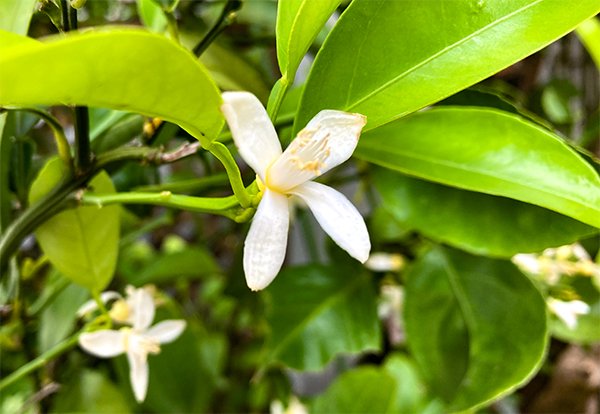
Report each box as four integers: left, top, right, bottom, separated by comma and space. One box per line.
357, 107, 600, 228
404, 247, 548, 411
0, 29, 223, 145
296, 0, 600, 132
276, 0, 340, 83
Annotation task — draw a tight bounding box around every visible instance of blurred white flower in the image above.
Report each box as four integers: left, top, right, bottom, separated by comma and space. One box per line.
78, 286, 185, 402
365, 252, 405, 272
547, 298, 590, 330
221, 92, 370, 291
270, 396, 309, 414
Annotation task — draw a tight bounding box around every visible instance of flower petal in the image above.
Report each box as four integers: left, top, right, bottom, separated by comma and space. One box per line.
291, 181, 370, 263
144, 320, 186, 344
127, 348, 149, 403
244, 188, 290, 291
79, 330, 126, 357
268, 110, 366, 191
76, 291, 121, 317
221, 91, 282, 181
127, 286, 155, 331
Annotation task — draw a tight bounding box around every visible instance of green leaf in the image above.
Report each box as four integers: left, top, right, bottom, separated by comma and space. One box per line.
276, 0, 341, 83
295, 0, 600, 132
38, 274, 88, 352
0, 0, 37, 35
373, 168, 598, 257
52, 369, 132, 413
136, 0, 169, 33
576, 17, 600, 68
356, 107, 600, 228
541, 79, 581, 124
312, 367, 398, 414
29, 158, 120, 292
0, 29, 223, 145
266, 264, 380, 371
404, 247, 548, 411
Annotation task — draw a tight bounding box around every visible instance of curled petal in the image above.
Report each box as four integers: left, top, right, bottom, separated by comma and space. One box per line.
244, 189, 290, 291
128, 286, 155, 331
127, 348, 149, 403
268, 110, 366, 191
145, 320, 186, 344
291, 181, 370, 263
79, 330, 126, 357
221, 92, 282, 181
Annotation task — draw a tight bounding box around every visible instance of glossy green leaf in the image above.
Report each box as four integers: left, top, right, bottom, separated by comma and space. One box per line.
312, 367, 397, 414
296, 0, 600, 132
29, 158, 120, 292
576, 17, 600, 68
373, 168, 597, 257
0, 29, 223, 145
356, 107, 600, 228
276, 0, 340, 82
404, 247, 548, 411
0, 0, 37, 35
266, 264, 380, 371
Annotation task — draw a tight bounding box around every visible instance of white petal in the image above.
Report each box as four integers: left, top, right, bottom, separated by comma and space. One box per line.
144, 320, 186, 344
268, 110, 366, 191
244, 189, 290, 290
127, 287, 155, 331
79, 330, 126, 357
291, 181, 370, 263
221, 92, 282, 181
76, 291, 121, 317
127, 348, 149, 403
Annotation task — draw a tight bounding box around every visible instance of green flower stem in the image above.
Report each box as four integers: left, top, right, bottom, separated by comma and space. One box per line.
0, 333, 80, 392
3, 107, 73, 168
206, 141, 251, 208
267, 77, 290, 121
132, 173, 228, 193
80, 191, 250, 222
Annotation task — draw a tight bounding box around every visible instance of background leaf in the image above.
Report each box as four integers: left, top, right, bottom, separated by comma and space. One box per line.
0, 0, 37, 35
266, 264, 380, 371
276, 0, 341, 83
296, 0, 600, 131
29, 158, 120, 292
404, 247, 548, 411
0, 29, 223, 145
372, 168, 598, 257
356, 107, 600, 227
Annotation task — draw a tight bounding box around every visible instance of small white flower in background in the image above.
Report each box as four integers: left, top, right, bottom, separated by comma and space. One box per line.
365, 252, 405, 272
547, 298, 590, 330
270, 396, 309, 414
78, 286, 186, 402
221, 92, 371, 291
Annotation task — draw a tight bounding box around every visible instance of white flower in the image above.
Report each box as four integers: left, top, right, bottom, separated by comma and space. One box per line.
78, 287, 186, 402
547, 298, 590, 330
221, 92, 371, 290
365, 252, 405, 272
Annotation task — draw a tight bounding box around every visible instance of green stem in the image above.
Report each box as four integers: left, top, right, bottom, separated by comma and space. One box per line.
132, 173, 228, 193
80, 191, 247, 221
59, 0, 71, 31
0, 334, 80, 392
4, 107, 73, 168
192, 0, 242, 57
74, 105, 91, 175
267, 77, 290, 121
206, 142, 251, 208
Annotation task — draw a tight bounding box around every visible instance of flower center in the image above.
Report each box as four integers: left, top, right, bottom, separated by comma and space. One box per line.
109, 299, 131, 323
